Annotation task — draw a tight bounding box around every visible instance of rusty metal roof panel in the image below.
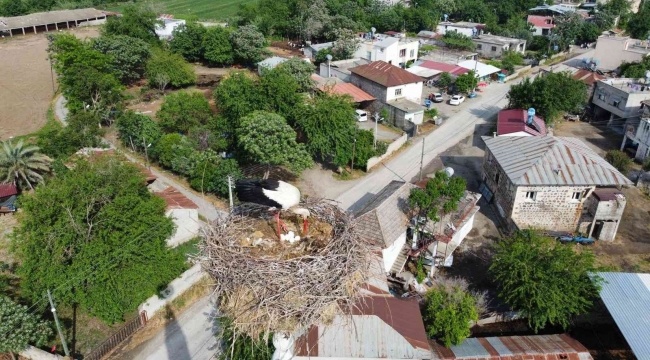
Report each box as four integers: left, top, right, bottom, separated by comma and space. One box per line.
483, 136, 632, 186
350, 60, 425, 87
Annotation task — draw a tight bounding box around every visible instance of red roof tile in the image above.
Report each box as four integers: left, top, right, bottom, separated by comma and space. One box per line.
419, 60, 469, 76
318, 82, 376, 102
528, 15, 555, 29
497, 109, 547, 137
155, 186, 199, 210
350, 61, 424, 87
572, 69, 605, 86
0, 183, 17, 198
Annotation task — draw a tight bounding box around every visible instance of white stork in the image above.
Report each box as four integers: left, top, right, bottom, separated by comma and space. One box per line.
235, 179, 310, 237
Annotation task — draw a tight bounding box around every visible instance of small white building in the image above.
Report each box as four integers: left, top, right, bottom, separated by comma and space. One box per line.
593, 35, 650, 72
257, 56, 289, 75
155, 18, 186, 40
592, 78, 650, 126
436, 21, 484, 37
527, 15, 555, 36
621, 100, 650, 161
472, 34, 526, 59
354, 35, 419, 68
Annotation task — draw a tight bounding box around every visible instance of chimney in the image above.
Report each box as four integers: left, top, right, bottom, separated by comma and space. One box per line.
493, 132, 497, 138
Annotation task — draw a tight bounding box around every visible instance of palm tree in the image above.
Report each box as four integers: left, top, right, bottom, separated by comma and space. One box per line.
0, 140, 52, 191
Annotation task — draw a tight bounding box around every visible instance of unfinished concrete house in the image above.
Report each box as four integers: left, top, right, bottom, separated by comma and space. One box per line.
480, 136, 632, 241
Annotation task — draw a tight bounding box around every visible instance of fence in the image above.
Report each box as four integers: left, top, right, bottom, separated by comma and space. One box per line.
503, 64, 532, 82
84, 311, 148, 360
366, 133, 408, 171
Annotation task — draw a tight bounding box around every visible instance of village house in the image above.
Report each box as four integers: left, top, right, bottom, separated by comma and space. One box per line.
593, 35, 650, 72
527, 15, 555, 36
353, 34, 420, 68
620, 100, 650, 161
257, 56, 288, 75
472, 34, 526, 59
0, 183, 18, 213
496, 109, 547, 137
481, 136, 632, 241
349, 61, 425, 131
435, 21, 484, 37
592, 78, 650, 126
155, 16, 185, 40
406, 60, 469, 82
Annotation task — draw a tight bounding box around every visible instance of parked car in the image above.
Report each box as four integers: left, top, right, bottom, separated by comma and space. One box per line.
355, 109, 368, 122
432, 93, 444, 103
556, 234, 594, 245
449, 95, 465, 106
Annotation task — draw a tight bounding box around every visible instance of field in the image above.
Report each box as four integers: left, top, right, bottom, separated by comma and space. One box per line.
0, 27, 100, 141
105, 0, 257, 21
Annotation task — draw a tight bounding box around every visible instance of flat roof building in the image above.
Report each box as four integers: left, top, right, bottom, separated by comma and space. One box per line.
0, 8, 106, 37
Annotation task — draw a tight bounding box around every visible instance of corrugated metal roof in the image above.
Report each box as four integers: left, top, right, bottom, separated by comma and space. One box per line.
0, 8, 105, 31
497, 109, 546, 137
483, 136, 632, 186
419, 61, 469, 76
0, 183, 18, 198
431, 334, 592, 359
155, 186, 199, 210
407, 65, 442, 78
350, 61, 424, 87
527, 15, 555, 28
592, 188, 623, 201
596, 272, 650, 360
318, 82, 375, 102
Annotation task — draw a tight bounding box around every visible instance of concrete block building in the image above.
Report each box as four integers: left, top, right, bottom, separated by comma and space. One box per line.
472, 34, 526, 59
354, 35, 420, 68
436, 21, 484, 37
592, 78, 650, 126
481, 136, 632, 241
593, 36, 650, 72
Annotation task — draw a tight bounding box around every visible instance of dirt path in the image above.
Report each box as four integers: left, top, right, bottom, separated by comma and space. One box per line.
0, 27, 99, 140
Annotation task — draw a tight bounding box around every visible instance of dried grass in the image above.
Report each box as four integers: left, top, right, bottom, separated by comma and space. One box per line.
201, 200, 371, 340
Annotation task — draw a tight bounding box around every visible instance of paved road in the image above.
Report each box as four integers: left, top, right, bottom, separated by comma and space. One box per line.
337, 80, 513, 212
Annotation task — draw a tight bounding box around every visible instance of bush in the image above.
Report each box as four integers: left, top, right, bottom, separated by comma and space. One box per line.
422, 280, 480, 347
116, 111, 162, 151
442, 32, 476, 51
146, 49, 196, 91
189, 156, 242, 197
157, 91, 213, 134
605, 150, 632, 173
152, 133, 196, 169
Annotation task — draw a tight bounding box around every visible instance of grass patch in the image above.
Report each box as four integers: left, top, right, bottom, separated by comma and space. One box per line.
333, 168, 366, 180
101, 0, 256, 21
172, 237, 201, 260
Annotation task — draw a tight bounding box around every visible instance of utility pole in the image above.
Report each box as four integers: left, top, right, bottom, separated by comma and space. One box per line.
47, 290, 70, 357
351, 138, 357, 172
373, 112, 379, 150
142, 137, 150, 169
227, 176, 234, 212
419, 138, 425, 181
48, 57, 56, 95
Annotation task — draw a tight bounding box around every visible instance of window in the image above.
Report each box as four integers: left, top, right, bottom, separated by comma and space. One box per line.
400, 49, 406, 57
495, 172, 500, 184
395, 88, 402, 96
477, 44, 482, 50
491, 46, 497, 52
598, 93, 605, 101
410, 49, 415, 57
525, 191, 537, 200
366, 51, 372, 60
612, 100, 621, 108
572, 192, 581, 200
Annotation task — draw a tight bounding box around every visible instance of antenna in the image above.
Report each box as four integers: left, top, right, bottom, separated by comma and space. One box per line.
371, 27, 376, 44
443, 14, 449, 22
527, 108, 536, 125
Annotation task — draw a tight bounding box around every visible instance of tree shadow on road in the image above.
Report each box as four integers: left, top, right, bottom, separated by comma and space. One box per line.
164, 305, 192, 360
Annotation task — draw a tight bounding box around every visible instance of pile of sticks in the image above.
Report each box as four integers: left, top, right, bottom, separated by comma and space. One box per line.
201, 200, 371, 339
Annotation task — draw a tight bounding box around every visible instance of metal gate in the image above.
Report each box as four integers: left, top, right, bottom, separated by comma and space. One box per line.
85, 311, 148, 360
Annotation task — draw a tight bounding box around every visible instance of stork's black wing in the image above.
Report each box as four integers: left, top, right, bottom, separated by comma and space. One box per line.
234, 178, 282, 208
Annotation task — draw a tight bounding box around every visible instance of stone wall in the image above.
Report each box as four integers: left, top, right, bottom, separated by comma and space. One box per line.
482, 149, 516, 219
350, 74, 387, 103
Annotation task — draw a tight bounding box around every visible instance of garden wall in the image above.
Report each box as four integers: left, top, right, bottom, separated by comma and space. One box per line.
138, 263, 207, 318
503, 65, 532, 82
366, 133, 408, 171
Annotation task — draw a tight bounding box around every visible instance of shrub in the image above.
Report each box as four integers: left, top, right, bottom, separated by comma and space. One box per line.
157, 91, 213, 134
422, 280, 480, 347
605, 150, 632, 173
116, 111, 162, 151
189, 157, 242, 197
152, 133, 196, 169
146, 49, 196, 91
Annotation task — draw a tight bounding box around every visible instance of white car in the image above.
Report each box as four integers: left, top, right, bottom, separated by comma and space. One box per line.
449, 95, 466, 106
355, 109, 368, 122
433, 93, 444, 103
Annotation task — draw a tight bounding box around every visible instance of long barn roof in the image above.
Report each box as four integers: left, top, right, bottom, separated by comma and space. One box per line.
483, 136, 632, 186
0, 8, 105, 31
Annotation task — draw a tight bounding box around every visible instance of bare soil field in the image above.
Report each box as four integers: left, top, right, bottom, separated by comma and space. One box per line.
0, 27, 99, 140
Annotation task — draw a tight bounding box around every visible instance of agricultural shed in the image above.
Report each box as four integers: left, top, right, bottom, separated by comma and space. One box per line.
0, 8, 106, 37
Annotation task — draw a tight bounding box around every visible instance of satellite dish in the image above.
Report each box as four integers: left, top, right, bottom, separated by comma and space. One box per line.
371, 27, 376, 35
326, 54, 333, 62
443, 14, 449, 21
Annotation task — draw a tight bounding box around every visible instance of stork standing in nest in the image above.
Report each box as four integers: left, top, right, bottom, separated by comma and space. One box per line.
235, 179, 310, 238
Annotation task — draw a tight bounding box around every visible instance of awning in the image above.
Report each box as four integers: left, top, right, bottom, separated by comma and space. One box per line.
457, 60, 502, 78
318, 82, 375, 103
406, 66, 441, 78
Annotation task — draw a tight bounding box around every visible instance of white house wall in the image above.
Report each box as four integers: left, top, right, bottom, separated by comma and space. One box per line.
166, 209, 201, 247
382, 231, 407, 272
436, 25, 474, 37
386, 82, 423, 102
499, 131, 533, 137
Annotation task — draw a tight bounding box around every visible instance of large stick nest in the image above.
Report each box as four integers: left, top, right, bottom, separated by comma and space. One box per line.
201, 200, 371, 339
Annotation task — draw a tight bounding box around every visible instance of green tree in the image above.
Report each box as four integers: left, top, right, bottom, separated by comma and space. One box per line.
157, 91, 213, 134
507, 72, 587, 122
592, 11, 615, 32
489, 230, 602, 332
35, 112, 105, 159
422, 282, 479, 347
409, 171, 466, 225
578, 22, 601, 43
102, 5, 162, 44
605, 150, 632, 173
213, 72, 260, 125
554, 13, 584, 49
331, 28, 361, 60
203, 26, 234, 66
152, 133, 196, 169
437, 72, 452, 90
217, 317, 275, 360
188, 153, 242, 197
188, 125, 228, 152
598, 0, 631, 17
13, 157, 187, 323
230, 25, 267, 64
258, 67, 302, 121
0, 296, 52, 358
237, 111, 313, 173
0, 140, 52, 191
146, 49, 196, 91
0, 0, 29, 16
295, 93, 356, 166
116, 111, 162, 151
627, 3, 650, 40
91, 35, 152, 84
620, 57, 650, 78
454, 70, 478, 94
442, 32, 476, 51
169, 22, 207, 62
275, 57, 316, 92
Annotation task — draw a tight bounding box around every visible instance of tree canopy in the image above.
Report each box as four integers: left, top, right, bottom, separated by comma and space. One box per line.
0, 296, 52, 356
213, 72, 260, 126
0, 140, 52, 191
409, 171, 466, 225
507, 72, 587, 122
13, 156, 187, 323
101, 5, 162, 44
146, 49, 196, 90
236, 111, 313, 174
169, 22, 208, 63
203, 26, 235, 66
454, 70, 478, 94
275, 57, 316, 93
230, 25, 267, 64
91, 35, 151, 85
627, 3, 650, 40
157, 91, 213, 134
489, 230, 602, 332
116, 111, 162, 151
422, 280, 480, 347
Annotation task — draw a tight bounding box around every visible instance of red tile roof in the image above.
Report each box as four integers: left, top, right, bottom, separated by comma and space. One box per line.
528, 15, 555, 29
155, 186, 199, 210
318, 82, 375, 102
0, 183, 17, 198
572, 69, 605, 86
350, 61, 424, 87
419, 60, 469, 76
497, 109, 547, 137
